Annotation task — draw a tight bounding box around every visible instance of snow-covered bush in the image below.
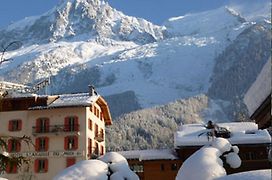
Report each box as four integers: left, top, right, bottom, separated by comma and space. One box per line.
176, 138, 241, 180
53, 152, 139, 180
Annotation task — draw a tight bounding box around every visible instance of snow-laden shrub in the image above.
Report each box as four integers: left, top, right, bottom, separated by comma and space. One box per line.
176, 138, 241, 180
53, 152, 139, 180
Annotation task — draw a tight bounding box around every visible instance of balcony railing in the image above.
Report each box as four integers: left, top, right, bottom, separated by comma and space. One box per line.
32, 125, 80, 135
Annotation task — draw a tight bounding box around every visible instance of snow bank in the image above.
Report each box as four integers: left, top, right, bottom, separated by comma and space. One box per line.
176, 138, 241, 180
216, 169, 271, 180
54, 152, 139, 180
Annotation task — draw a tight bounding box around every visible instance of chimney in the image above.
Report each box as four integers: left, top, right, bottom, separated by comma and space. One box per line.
88, 85, 96, 96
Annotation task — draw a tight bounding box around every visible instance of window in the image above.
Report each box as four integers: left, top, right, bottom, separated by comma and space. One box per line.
88, 119, 93, 130
64, 116, 79, 132
35, 137, 49, 151
64, 136, 78, 150
160, 164, 165, 171
130, 164, 144, 173
88, 138, 92, 157
90, 105, 93, 112
8, 119, 22, 131
171, 163, 178, 171
95, 142, 99, 156
95, 124, 98, 137
34, 159, 48, 173
100, 128, 104, 139
36, 118, 49, 133
66, 158, 76, 167
94, 106, 97, 116
100, 112, 103, 121
8, 139, 20, 152
6, 163, 17, 174
100, 145, 104, 155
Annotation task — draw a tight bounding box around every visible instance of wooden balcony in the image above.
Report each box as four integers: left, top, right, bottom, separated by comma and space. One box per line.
32, 124, 80, 136
94, 132, 104, 142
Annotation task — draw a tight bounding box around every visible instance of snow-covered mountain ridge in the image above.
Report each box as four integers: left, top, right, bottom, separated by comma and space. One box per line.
0, 0, 270, 124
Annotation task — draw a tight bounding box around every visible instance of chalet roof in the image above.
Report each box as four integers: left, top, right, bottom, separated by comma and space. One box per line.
244, 59, 271, 116
0, 92, 112, 125
174, 122, 271, 148
118, 149, 178, 161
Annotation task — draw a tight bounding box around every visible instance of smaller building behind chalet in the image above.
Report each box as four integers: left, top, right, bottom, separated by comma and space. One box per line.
174, 122, 271, 174
244, 59, 271, 129
0, 87, 112, 180
119, 149, 182, 180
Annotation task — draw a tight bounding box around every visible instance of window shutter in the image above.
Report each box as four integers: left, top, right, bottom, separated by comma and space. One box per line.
18, 120, 22, 130
64, 117, 69, 131
35, 138, 40, 151
74, 116, 79, 131
34, 159, 39, 173
44, 159, 49, 172
74, 136, 78, 150
36, 119, 40, 133
8, 121, 13, 131
12, 164, 17, 173
6, 163, 11, 173
16, 141, 21, 152
64, 137, 68, 150
7, 139, 12, 152
66, 158, 76, 167
45, 118, 50, 132
45, 137, 49, 151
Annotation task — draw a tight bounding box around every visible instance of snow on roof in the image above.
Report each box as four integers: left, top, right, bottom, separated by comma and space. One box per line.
48, 93, 99, 108
30, 93, 99, 109
174, 122, 271, 147
244, 59, 271, 116
118, 149, 178, 161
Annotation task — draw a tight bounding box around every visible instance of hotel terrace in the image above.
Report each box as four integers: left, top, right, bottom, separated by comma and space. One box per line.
0, 86, 112, 180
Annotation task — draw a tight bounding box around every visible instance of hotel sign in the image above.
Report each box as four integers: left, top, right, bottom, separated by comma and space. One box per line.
10, 151, 84, 158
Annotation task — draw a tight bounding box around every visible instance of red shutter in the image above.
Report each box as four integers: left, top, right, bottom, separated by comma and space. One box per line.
34, 159, 39, 173
74, 116, 79, 131
64, 137, 68, 150
7, 139, 12, 152
18, 120, 22, 130
8, 121, 13, 131
44, 159, 48, 172
45, 118, 49, 132
16, 141, 21, 152
12, 164, 17, 173
36, 119, 40, 133
66, 158, 76, 167
100, 145, 104, 155
45, 137, 49, 151
35, 138, 40, 151
74, 136, 78, 150
6, 163, 11, 173
64, 117, 69, 131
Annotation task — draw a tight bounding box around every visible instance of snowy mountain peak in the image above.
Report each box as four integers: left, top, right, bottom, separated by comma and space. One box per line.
0, 0, 164, 45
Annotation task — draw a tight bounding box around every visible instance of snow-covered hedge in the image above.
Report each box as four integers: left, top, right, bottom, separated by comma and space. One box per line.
53, 152, 139, 180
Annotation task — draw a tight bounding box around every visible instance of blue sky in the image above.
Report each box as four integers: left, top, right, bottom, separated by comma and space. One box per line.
0, 0, 269, 28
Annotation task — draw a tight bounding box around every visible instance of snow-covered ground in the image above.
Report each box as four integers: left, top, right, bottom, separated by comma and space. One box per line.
216, 169, 271, 180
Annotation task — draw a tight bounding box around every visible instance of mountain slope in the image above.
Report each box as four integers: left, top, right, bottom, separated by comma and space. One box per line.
0, 0, 270, 122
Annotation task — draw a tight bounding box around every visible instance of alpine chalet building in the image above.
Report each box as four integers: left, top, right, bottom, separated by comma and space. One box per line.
0, 86, 112, 180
